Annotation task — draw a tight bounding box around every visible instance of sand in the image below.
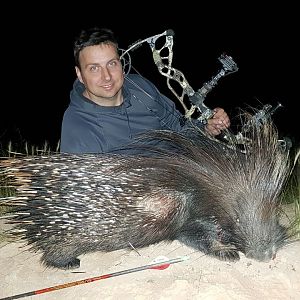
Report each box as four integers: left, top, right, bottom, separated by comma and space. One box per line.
0, 218, 300, 300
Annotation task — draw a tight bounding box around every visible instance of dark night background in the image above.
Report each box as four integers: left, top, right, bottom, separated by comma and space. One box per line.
1, 4, 298, 151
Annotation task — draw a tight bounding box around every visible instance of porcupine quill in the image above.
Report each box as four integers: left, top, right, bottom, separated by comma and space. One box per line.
0, 115, 296, 269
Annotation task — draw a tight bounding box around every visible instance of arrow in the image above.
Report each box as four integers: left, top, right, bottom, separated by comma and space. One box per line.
1, 256, 189, 299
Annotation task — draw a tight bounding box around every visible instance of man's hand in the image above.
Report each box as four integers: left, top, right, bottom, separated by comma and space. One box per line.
205, 107, 230, 136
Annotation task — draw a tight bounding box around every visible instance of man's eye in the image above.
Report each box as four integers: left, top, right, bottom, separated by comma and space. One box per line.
90, 66, 99, 72
109, 61, 116, 67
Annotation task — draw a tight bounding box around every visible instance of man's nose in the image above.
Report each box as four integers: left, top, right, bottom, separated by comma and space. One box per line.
102, 67, 111, 81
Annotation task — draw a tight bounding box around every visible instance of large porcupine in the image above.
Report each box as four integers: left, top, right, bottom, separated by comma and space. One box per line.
0, 118, 293, 270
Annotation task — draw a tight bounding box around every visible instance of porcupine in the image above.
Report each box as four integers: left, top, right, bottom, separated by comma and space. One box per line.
0, 117, 293, 270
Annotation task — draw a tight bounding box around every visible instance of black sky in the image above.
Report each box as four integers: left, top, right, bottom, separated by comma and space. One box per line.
1, 4, 298, 150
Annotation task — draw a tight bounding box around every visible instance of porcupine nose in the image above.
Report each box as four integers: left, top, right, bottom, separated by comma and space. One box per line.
245, 248, 275, 262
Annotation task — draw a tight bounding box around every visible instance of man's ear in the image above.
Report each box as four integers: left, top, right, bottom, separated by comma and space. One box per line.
75, 66, 84, 83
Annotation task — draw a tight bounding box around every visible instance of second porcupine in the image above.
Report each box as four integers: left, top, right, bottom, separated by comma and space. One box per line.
0, 118, 294, 270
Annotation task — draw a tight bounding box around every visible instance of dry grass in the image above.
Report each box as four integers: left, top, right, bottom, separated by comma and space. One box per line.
1, 140, 60, 157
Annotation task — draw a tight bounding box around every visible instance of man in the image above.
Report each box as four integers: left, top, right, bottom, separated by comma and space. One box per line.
60, 28, 230, 154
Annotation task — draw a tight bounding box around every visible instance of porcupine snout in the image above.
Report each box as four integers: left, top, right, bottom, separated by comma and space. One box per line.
245, 246, 277, 262
238, 216, 288, 262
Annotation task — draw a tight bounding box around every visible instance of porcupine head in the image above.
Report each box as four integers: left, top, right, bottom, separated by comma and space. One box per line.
185, 119, 292, 262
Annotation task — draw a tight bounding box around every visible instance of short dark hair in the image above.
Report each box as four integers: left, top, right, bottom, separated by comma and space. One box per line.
73, 27, 119, 67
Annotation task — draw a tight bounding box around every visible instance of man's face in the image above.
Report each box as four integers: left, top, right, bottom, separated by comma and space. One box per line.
76, 43, 124, 106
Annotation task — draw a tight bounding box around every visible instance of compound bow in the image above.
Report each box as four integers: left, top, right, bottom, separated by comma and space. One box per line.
120, 29, 288, 149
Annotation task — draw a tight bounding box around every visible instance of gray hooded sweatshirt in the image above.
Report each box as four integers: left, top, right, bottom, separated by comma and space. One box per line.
60, 74, 201, 154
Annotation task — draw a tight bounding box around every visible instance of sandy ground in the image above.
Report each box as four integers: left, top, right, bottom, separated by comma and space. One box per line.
0, 217, 300, 300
